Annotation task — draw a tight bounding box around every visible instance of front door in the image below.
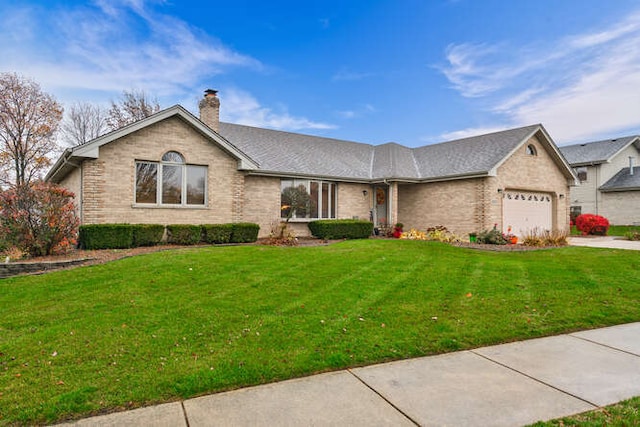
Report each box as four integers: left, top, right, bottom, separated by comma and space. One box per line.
374, 186, 389, 228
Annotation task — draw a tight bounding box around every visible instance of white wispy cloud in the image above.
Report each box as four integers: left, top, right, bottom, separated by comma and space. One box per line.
332, 68, 375, 82
335, 104, 376, 120
439, 10, 640, 143
0, 0, 333, 133
221, 88, 336, 131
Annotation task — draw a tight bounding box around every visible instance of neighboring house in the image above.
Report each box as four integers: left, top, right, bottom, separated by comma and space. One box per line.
46, 90, 576, 238
560, 136, 640, 225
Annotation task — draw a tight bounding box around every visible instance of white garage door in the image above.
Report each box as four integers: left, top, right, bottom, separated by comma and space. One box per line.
502, 191, 552, 237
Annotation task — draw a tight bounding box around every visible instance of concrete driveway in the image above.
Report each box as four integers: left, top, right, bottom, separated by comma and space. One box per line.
568, 235, 640, 250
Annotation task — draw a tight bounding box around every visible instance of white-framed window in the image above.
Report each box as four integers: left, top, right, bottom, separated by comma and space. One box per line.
135, 151, 207, 206
280, 179, 337, 220
575, 167, 587, 182
526, 144, 537, 156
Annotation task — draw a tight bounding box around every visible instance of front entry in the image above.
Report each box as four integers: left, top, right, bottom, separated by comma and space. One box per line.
373, 186, 389, 228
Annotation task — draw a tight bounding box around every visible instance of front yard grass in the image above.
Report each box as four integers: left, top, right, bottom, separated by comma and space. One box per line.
528, 396, 640, 426
1, 240, 639, 425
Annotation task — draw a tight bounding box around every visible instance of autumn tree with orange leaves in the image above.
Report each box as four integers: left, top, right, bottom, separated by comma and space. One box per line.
0, 72, 63, 187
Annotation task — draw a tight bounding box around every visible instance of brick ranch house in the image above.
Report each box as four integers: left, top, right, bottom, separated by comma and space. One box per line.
46, 90, 576, 238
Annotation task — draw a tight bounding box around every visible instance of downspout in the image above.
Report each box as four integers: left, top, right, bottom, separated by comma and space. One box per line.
595, 164, 598, 215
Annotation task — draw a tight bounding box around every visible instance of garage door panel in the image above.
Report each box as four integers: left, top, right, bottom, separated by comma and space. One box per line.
503, 191, 552, 237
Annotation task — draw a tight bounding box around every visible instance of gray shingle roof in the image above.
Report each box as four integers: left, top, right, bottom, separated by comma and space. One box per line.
412, 125, 540, 179
600, 167, 640, 192
559, 136, 639, 166
219, 122, 544, 181
218, 122, 374, 180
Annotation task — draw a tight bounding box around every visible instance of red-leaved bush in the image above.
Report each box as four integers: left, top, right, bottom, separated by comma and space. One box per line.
0, 182, 79, 256
575, 213, 609, 236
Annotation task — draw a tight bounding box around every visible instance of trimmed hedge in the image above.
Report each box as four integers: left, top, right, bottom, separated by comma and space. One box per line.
230, 223, 260, 243
308, 219, 373, 240
166, 224, 203, 245
202, 224, 233, 244
132, 224, 165, 247
77, 222, 260, 249
79, 224, 134, 249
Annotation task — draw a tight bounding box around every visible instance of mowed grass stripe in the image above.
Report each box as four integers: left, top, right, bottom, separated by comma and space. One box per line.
0, 240, 638, 425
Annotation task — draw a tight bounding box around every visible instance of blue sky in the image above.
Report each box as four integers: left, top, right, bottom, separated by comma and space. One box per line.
2, 0, 640, 147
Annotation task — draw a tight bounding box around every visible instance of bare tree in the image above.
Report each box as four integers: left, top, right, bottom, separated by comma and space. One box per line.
0, 72, 63, 187
106, 89, 160, 130
61, 102, 109, 146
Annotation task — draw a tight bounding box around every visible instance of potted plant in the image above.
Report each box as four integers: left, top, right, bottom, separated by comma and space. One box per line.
392, 223, 403, 238
503, 226, 517, 244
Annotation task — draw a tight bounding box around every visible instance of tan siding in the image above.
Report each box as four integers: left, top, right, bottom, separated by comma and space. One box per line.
600, 192, 640, 225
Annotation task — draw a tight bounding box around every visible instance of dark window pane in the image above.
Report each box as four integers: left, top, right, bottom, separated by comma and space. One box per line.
330, 184, 336, 218
162, 165, 182, 204
321, 182, 329, 218
187, 166, 206, 205
280, 180, 293, 219
310, 181, 319, 218
135, 163, 157, 203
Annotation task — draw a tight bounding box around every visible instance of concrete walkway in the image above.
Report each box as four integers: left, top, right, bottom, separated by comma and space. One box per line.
568, 235, 640, 250
57, 322, 640, 427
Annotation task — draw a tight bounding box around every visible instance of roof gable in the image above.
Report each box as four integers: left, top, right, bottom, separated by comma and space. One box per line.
559, 136, 640, 166
46, 106, 259, 182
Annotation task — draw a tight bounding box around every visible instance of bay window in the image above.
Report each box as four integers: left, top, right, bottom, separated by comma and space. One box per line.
281, 179, 337, 220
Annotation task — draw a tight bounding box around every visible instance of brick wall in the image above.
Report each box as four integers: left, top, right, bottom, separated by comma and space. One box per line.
397, 134, 571, 236
78, 116, 242, 225
494, 135, 570, 232
397, 178, 485, 236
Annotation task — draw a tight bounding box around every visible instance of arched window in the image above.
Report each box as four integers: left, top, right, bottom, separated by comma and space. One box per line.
162, 151, 185, 163
135, 151, 207, 206
526, 144, 537, 156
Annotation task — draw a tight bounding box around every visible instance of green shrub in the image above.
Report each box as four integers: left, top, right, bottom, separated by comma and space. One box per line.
476, 228, 507, 245
202, 224, 233, 244
625, 230, 640, 241
132, 224, 165, 247
166, 225, 202, 245
308, 220, 373, 239
79, 224, 134, 249
230, 223, 260, 243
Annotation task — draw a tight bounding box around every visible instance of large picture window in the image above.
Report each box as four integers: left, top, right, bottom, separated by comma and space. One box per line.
281, 179, 337, 220
135, 151, 207, 206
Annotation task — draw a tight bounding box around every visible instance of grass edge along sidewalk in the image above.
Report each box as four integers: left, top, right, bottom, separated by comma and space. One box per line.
1, 239, 639, 425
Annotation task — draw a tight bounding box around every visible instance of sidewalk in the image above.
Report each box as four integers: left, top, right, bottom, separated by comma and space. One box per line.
58, 322, 640, 427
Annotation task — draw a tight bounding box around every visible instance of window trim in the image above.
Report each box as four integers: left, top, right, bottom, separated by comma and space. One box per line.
526, 144, 537, 156
280, 178, 338, 221
134, 151, 208, 208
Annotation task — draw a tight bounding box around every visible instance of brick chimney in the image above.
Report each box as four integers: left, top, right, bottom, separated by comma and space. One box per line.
199, 89, 220, 132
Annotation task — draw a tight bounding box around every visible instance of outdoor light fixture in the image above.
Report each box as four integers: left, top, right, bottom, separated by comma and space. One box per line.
497, 189, 503, 193
363, 190, 368, 196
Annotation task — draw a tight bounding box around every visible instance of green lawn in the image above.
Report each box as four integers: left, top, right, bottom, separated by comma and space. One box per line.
528, 396, 640, 426
1, 240, 639, 425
